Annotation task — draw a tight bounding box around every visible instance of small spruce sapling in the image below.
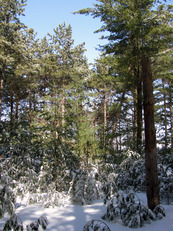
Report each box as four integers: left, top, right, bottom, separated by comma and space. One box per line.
83, 219, 111, 231
159, 163, 173, 205
3, 214, 48, 231
0, 183, 15, 218
69, 169, 87, 205
3, 214, 23, 231
26, 216, 48, 231
102, 191, 166, 228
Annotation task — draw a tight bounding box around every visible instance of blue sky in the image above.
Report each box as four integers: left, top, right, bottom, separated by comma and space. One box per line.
20, 0, 107, 64
21, 0, 173, 64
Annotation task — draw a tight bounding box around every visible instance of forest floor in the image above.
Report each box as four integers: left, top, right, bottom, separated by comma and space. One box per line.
0, 193, 173, 231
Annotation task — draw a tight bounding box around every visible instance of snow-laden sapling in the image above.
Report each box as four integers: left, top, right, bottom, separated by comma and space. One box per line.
116, 150, 145, 192
84, 169, 101, 203
3, 214, 23, 231
68, 169, 87, 204
27, 189, 66, 208
68, 167, 100, 205
153, 205, 166, 219
83, 219, 111, 231
102, 172, 117, 204
102, 191, 166, 228
159, 163, 173, 205
26, 216, 48, 231
0, 185, 15, 219
3, 214, 48, 231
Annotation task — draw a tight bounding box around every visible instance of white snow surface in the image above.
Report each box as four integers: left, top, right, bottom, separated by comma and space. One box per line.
0, 193, 173, 231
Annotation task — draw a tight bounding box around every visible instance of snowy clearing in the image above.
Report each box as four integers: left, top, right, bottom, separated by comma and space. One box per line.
0, 193, 173, 231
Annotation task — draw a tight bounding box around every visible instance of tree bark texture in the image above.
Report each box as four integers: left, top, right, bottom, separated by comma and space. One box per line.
169, 80, 173, 149
10, 91, 14, 129
141, 55, 160, 210
133, 64, 143, 153
103, 89, 107, 150
0, 63, 5, 120
110, 86, 126, 146
137, 66, 143, 153
133, 86, 138, 150
162, 80, 168, 148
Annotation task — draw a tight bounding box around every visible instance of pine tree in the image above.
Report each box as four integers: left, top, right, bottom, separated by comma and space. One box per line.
0, 0, 27, 119
75, 0, 173, 210
90, 55, 115, 155
47, 23, 74, 135
22, 28, 40, 123
153, 46, 173, 149
2, 28, 38, 128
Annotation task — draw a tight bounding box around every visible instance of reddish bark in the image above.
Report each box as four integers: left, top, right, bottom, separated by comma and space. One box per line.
141, 55, 160, 210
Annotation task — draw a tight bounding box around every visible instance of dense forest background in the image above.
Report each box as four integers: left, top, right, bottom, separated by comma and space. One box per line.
0, 0, 173, 229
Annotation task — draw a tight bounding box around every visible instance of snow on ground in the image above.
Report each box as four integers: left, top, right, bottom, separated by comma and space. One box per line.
0, 193, 173, 231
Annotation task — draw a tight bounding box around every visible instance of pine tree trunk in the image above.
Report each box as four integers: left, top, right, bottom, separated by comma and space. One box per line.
169, 80, 173, 149
110, 86, 126, 146
141, 55, 160, 210
10, 92, 14, 129
61, 83, 65, 134
0, 63, 5, 120
103, 89, 107, 151
0, 79, 3, 120
119, 119, 122, 151
162, 80, 168, 148
133, 40, 142, 153
137, 66, 143, 153
133, 86, 138, 151
29, 74, 32, 123
15, 98, 19, 120
33, 91, 37, 112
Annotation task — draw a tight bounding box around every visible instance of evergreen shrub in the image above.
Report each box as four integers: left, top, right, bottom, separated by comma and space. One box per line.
83, 219, 111, 231
102, 191, 165, 228
3, 214, 48, 231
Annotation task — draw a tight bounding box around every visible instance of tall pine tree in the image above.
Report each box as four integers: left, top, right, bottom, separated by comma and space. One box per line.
0, 0, 27, 119
75, 0, 173, 210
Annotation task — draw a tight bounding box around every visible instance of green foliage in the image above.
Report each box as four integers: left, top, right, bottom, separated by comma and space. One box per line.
76, 0, 173, 153
75, 114, 99, 164
0, 3, 172, 230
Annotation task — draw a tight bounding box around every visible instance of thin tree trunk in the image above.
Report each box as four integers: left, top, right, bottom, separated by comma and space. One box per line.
141, 55, 160, 210
169, 80, 173, 149
0, 63, 5, 120
61, 78, 65, 134
116, 136, 118, 152
110, 86, 126, 146
103, 89, 107, 151
133, 86, 138, 151
29, 74, 32, 123
33, 91, 37, 112
119, 119, 122, 151
133, 39, 142, 153
137, 65, 143, 153
15, 98, 19, 120
0, 79, 4, 120
162, 80, 168, 148
10, 92, 14, 129
62, 91, 65, 131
